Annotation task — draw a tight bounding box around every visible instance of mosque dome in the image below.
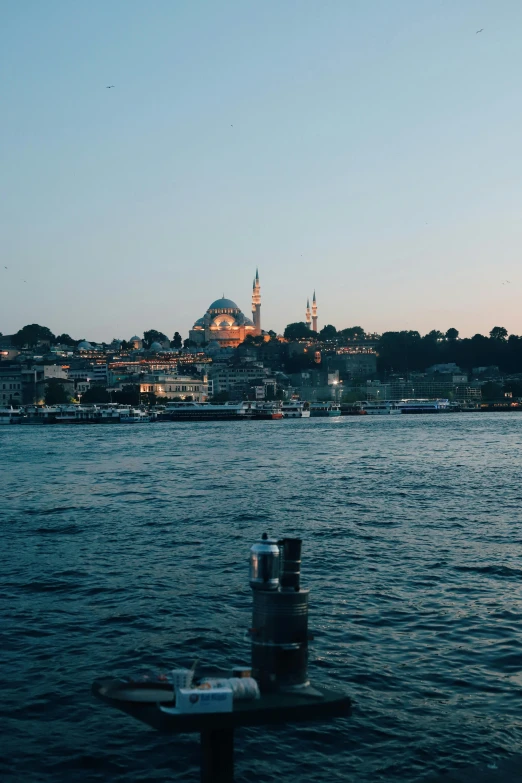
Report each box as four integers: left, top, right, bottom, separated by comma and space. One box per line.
150, 341, 164, 351
77, 340, 92, 350
208, 298, 240, 311
130, 335, 141, 342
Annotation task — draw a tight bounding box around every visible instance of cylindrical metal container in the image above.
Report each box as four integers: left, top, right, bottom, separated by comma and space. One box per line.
250, 534, 280, 591
251, 588, 309, 691
279, 537, 302, 591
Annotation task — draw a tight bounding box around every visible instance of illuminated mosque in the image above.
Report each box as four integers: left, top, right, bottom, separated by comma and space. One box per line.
189, 270, 262, 348
189, 270, 318, 348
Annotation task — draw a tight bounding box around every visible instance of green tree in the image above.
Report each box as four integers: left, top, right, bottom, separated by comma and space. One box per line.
445, 328, 459, 340
55, 333, 77, 346
113, 385, 140, 405
183, 338, 197, 349
490, 326, 508, 341
426, 330, 444, 341
80, 387, 111, 404
319, 324, 337, 341
284, 322, 317, 340
481, 381, 504, 401
12, 324, 55, 348
143, 329, 168, 348
211, 391, 230, 403
44, 381, 72, 404
172, 331, 183, 349
339, 326, 365, 341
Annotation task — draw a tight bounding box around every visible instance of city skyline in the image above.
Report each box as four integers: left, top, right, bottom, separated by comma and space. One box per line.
2, 1, 522, 341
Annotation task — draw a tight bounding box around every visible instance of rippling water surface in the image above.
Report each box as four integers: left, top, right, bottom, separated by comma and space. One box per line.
2, 414, 522, 782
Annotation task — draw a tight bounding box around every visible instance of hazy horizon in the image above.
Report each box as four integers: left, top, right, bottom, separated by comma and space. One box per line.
2, 0, 522, 342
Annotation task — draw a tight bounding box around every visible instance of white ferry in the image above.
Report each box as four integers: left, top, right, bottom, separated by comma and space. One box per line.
119, 408, 151, 423
54, 405, 98, 423
0, 406, 23, 424
281, 401, 310, 418
160, 401, 253, 421
398, 399, 450, 414
358, 401, 402, 415
309, 402, 341, 418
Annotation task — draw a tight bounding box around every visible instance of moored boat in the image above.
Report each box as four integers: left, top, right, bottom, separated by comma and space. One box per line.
159, 401, 254, 421
253, 402, 283, 420
0, 406, 23, 424
281, 401, 310, 418
119, 408, 151, 423
357, 401, 402, 415
309, 402, 341, 417
398, 399, 450, 414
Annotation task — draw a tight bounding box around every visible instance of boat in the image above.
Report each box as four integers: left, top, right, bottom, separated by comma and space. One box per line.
281, 401, 310, 418
119, 408, 151, 423
159, 401, 254, 421
253, 402, 283, 420
309, 402, 341, 417
357, 401, 402, 415
0, 406, 23, 424
54, 405, 99, 423
398, 399, 450, 414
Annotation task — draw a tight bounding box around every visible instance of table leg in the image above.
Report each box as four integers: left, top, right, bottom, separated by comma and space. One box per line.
200, 728, 234, 783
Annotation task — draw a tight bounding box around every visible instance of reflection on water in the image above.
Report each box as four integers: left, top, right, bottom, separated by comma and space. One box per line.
2, 414, 522, 782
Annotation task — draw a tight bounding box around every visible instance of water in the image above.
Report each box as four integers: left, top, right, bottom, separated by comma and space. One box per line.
2, 414, 522, 782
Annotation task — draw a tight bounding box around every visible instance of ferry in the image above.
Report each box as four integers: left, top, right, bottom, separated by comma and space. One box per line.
253, 402, 283, 420
398, 399, 450, 414
309, 402, 341, 418
54, 405, 99, 423
358, 401, 402, 415
119, 408, 151, 423
159, 401, 254, 421
281, 401, 310, 418
0, 406, 23, 424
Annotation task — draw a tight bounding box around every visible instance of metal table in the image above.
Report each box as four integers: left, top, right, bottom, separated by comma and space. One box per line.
92, 678, 352, 782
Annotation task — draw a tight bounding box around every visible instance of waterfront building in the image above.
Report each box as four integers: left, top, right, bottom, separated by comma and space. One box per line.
0, 365, 23, 406
209, 363, 270, 394
189, 271, 262, 348
138, 373, 208, 401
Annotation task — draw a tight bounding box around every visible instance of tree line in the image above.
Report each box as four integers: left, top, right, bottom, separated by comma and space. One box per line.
7, 324, 185, 350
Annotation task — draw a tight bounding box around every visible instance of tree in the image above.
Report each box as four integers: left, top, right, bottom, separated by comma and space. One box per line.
80, 387, 111, 404
113, 385, 140, 405
12, 324, 55, 348
481, 381, 504, 401
143, 329, 168, 348
45, 381, 72, 404
319, 324, 337, 341
183, 338, 197, 349
426, 330, 444, 341
55, 333, 77, 346
490, 326, 508, 341
172, 331, 182, 349
339, 326, 365, 341
283, 322, 317, 340
210, 391, 230, 403
445, 328, 459, 340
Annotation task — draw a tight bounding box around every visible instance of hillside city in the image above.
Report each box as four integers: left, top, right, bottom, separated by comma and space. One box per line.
2, 320, 522, 412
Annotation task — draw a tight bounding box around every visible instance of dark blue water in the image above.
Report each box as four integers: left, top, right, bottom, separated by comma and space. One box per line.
2, 415, 522, 782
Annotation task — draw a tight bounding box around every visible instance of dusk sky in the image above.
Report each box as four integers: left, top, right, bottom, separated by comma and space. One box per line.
2, 0, 522, 342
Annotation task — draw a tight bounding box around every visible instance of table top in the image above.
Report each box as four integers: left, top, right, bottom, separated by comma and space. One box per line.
92, 678, 352, 734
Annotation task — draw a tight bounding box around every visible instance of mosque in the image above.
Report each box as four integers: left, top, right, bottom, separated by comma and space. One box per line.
188, 270, 318, 348
189, 270, 262, 348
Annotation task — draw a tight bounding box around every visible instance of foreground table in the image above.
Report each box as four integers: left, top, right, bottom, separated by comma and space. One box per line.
92, 678, 352, 782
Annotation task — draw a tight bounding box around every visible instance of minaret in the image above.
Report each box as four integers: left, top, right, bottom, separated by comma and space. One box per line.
305, 298, 311, 329
312, 290, 318, 332
252, 268, 261, 335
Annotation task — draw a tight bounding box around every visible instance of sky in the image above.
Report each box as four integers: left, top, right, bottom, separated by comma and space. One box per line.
2, 0, 522, 342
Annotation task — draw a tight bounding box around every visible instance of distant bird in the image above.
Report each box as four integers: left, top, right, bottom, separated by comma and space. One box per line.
4, 266, 7, 269
476, 28, 483, 34
106, 85, 115, 89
